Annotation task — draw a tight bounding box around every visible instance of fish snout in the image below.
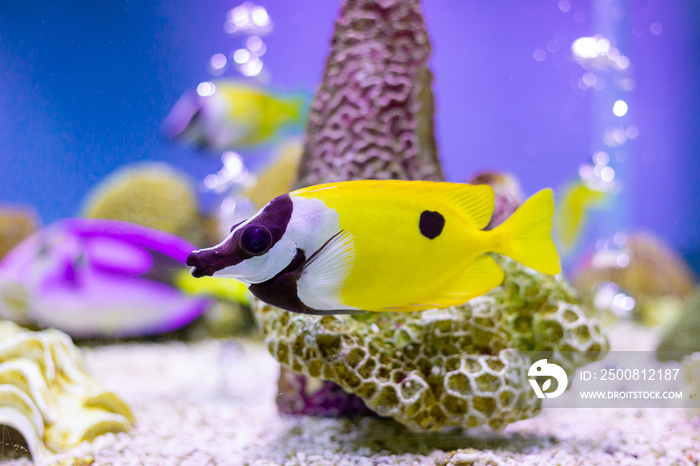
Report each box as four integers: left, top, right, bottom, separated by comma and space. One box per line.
186, 249, 220, 278
186, 237, 248, 279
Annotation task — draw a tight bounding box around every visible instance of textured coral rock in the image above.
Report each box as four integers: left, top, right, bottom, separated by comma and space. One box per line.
295, 0, 442, 188
81, 162, 207, 245
573, 232, 696, 301
258, 258, 607, 431
0, 206, 39, 260
0, 321, 134, 461
573, 232, 696, 327
656, 288, 700, 361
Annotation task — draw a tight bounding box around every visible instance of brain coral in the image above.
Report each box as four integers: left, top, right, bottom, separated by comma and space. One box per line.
294, 0, 442, 188
257, 258, 608, 431
82, 162, 205, 245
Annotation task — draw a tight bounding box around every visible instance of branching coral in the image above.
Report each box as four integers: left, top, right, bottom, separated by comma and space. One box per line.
0, 321, 134, 461
258, 258, 607, 431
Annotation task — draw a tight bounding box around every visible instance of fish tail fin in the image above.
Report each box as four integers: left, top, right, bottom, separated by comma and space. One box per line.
284, 92, 311, 125
555, 183, 608, 254
492, 188, 561, 275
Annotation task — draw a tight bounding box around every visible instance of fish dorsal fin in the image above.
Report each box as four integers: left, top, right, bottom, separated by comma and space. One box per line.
297, 230, 356, 311
296, 181, 495, 230
444, 184, 495, 229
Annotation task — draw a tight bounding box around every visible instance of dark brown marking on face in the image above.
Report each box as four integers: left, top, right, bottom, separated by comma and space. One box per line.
248, 248, 315, 314
186, 194, 293, 278
249, 242, 367, 316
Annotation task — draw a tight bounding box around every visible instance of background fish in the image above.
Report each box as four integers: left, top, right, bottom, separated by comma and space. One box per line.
0, 219, 211, 338
187, 180, 561, 314
174, 270, 250, 305
555, 180, 609, 255
162, 80, 307, 151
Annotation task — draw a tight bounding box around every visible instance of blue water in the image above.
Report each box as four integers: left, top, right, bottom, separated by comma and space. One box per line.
1, 0, 698, 271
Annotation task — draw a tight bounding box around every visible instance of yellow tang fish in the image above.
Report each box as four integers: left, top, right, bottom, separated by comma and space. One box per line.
186, 180, 561, 314
163, 80, 307, 151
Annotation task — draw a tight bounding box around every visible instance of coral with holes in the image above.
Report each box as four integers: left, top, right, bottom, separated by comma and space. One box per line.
257, 258, 608, 431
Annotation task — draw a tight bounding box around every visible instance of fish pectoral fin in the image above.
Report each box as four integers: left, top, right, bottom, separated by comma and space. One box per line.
463, 253, 504, 290
298, 229, 354, 299
420, 255, 505, 309
452, 254, 505, 298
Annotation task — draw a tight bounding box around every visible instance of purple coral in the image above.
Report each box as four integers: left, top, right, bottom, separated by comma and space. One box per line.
295, 0, 443, 187
276, 367, 375, 417
468, 172, 525, 230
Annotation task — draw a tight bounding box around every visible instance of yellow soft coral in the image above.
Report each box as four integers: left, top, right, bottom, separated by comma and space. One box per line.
0, 321, 134, 461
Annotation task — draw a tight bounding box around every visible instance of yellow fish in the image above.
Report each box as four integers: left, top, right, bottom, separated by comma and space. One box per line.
163, 80, 307, 151
186, 180, 561, 314
555, 181, 608, 254
174, 270, 251, 306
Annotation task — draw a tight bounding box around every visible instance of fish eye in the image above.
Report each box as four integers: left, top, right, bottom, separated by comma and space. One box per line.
240, 225, 272, 256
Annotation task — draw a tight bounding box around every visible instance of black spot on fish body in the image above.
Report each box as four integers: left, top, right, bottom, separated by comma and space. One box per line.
419, 211, 445, 239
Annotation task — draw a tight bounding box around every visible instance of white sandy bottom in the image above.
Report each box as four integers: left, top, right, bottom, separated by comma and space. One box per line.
0, 335, 698, 466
